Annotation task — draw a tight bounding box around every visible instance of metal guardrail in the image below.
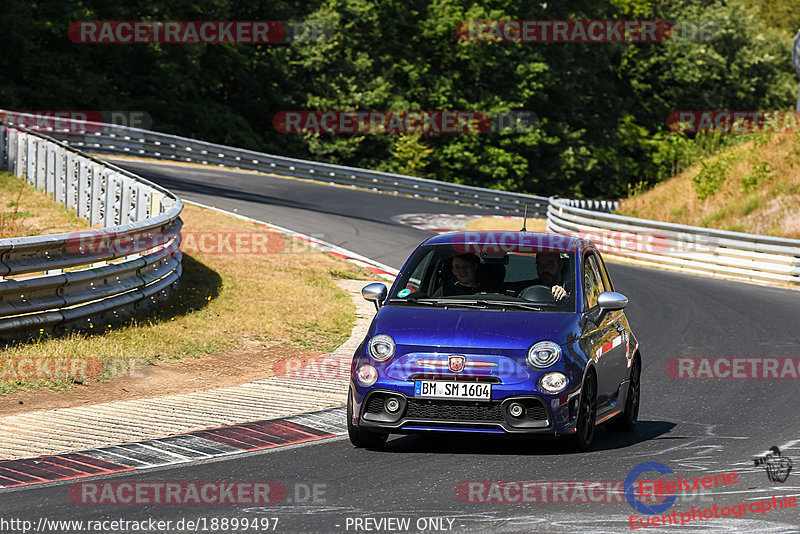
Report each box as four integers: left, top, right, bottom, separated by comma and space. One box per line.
6, 111, 795, 290
0, 112, 551, 216
0, 122, 183, 340
547, 198, 800, 286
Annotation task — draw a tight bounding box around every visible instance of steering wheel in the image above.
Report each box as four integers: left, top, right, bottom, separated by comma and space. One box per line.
518, 284, 555, 302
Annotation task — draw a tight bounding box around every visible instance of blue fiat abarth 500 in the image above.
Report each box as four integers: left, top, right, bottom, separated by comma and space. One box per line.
347, 231, 641, 450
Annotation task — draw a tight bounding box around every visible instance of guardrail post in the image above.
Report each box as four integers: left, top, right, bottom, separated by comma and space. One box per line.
35, 138, 46, 189
54, 146, 66, 204
65, 151, 76, 210
103, 170, 118, 227
135, 185, 147, 221
77, 158, 89, 218
11, 130, 21, 177
46, 144, 57, 197
0, 126, 6, 170
120, 177, 133, 225
7, 129, 16, 173
149, 192, 164, 216
25, 134, 35, 182
89, 164, 102, 226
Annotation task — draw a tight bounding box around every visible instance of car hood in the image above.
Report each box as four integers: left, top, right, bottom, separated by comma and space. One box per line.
372, 305, 581, 350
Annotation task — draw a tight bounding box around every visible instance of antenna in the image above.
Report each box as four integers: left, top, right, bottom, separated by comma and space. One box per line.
520, 205, 528, 232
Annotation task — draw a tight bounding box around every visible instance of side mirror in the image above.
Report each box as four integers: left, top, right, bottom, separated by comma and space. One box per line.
597, 291, 628, 311
362, 283, 388, 311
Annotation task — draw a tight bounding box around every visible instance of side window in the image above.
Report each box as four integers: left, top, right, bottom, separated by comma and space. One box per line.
595, 254, 614, 292
583, 255, 605, 309
410, 251, 434, 293
396, 248, 435, 295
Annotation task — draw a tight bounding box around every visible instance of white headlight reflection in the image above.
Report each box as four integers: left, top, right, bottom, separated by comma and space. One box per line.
369, 334, 395, 362
539, 372, 568, 394
356, 364, 378, 386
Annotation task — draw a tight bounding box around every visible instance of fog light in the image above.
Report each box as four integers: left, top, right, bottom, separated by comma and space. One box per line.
509, 402, 524, 417
385, 398, 400, 413
356, 364, 378, 387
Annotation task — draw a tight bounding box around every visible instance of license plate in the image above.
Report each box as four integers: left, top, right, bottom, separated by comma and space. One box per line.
414, 380, 491, 401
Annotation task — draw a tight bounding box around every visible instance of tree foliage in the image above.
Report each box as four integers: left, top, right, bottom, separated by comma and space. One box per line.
0, 0, 796, 198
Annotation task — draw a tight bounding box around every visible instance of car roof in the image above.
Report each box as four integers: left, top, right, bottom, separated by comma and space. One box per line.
423, 231, 586, 253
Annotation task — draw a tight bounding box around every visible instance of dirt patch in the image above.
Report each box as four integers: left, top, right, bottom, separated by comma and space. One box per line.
0, 339, 326, 416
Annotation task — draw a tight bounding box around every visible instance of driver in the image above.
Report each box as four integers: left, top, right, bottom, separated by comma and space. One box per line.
534, 252, 568, 301
516, 252, 570, 301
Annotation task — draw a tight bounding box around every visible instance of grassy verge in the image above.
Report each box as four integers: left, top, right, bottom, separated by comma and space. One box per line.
617, 133, 800, 238
0, 171, 89, 237
465, 216, 546, 232
0, 174, 374, 394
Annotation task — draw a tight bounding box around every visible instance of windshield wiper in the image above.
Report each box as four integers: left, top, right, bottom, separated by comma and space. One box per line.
391, 298, 489, 309
435, 299, 490, 309
480, 300, 544, 311
389, 298, 538, 310
388, 298, 439, 306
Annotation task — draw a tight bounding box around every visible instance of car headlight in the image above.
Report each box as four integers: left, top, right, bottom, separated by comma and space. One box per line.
527, 341, 561, 368
369, 334, 395, 362
356, 364, 378, 386
540, 372, 568, 394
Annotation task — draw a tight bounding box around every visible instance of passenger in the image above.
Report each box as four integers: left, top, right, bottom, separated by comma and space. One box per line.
442, 253, 483, 296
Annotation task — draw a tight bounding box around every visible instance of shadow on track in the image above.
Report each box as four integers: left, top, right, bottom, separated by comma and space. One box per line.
373, 420, 676, 455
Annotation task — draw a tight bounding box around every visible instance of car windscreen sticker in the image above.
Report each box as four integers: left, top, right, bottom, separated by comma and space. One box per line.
397, 288, 411, 298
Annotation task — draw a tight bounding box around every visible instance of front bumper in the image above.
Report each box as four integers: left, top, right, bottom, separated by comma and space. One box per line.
355, 387, 581, 435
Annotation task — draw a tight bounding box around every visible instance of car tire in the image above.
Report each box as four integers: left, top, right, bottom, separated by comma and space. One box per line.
608, 356, 640, 432
347, 388, 388, 449
574, 373, 597, 451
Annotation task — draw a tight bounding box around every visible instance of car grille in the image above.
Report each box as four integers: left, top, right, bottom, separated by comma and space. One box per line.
523, 400, 548, 421
405, 400, 504, 422
366, 393, 388, 414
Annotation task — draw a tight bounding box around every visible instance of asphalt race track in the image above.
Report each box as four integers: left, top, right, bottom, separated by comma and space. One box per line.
3, 158, 799, 533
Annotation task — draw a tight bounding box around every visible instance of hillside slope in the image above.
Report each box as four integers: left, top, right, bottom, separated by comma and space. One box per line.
616, 133, 800, 238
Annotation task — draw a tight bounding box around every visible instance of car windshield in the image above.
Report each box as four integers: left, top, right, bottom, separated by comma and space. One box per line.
389, 243, 576, 312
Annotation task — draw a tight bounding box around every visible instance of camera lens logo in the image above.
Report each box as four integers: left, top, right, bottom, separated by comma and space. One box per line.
754, 446, 793, 483
624, 462, 677, 515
